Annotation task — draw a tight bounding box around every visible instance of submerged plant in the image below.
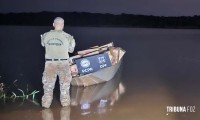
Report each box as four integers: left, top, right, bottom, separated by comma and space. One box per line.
0, 83, 5, 99
0, 80, 40, 102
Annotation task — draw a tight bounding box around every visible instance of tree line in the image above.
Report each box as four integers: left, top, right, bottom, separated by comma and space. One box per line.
0, 11, 200, 28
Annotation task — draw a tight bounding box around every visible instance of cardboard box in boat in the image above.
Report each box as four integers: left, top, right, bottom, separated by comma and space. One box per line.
75, 53, 112, 75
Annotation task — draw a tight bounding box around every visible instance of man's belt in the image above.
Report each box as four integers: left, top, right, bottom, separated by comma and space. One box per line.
46, 59, 68, 61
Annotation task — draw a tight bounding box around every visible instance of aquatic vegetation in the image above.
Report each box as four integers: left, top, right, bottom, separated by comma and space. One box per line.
0, 83, 5, 99
0, 80, 40, 101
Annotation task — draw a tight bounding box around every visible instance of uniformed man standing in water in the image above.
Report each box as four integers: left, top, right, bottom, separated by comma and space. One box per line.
41, 17, 76, 108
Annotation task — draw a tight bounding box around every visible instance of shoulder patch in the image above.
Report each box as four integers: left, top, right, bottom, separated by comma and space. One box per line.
62, 32, 72, 38
42, 31, 50, 37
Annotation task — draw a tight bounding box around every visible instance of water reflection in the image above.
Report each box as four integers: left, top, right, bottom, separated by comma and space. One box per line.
1, 26, 200, 120
70, 67, 125, 116
42, 107, 70, 120
41, 67, 125, 120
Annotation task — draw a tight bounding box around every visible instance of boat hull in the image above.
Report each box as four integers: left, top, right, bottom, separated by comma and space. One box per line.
71, 60, 122, 86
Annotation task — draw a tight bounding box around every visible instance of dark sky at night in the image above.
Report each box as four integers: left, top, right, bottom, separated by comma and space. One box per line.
0, 0, 200, 16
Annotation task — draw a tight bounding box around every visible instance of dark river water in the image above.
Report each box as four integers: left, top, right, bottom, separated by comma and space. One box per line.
0, 26, 200, 120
